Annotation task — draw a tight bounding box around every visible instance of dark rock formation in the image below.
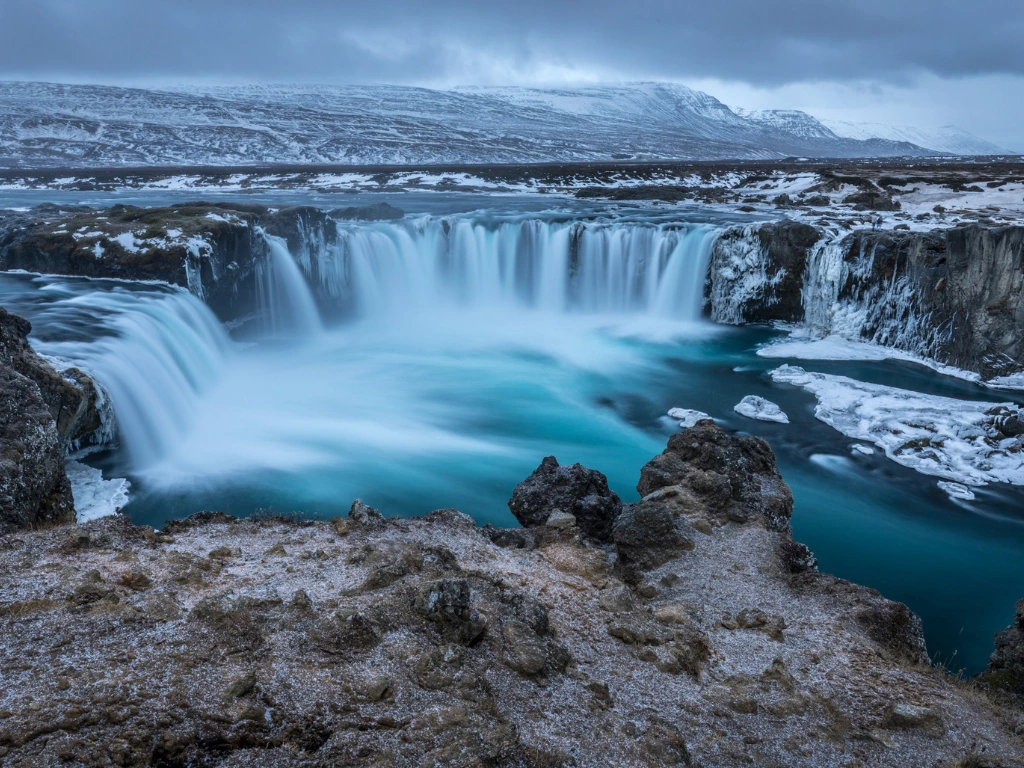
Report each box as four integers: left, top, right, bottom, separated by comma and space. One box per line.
843, 190, 901, 211
0, 308, 99, 447
983, 596, 1024, 696
0, 203, 339, 325
707, 220, 820, 323
508, 455, 622, 542
842, 225, 1024, 378
328, 202, 404, 221
612, 499, 696, 580
637, 420, 794, 531
0, 308, 100, 532
709, 221, 1024, 378
0, 360, 73, 532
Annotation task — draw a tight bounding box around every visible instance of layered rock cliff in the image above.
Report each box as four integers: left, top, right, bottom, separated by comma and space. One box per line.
708, 222, 1024, 379
0, 203, 349, 324
0, 422, 1021, 766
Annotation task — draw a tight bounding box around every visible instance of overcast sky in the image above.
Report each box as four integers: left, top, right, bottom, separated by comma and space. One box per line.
3, 0, 1022, 150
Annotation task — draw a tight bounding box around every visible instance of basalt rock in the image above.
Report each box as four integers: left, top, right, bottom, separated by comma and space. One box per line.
508, 455, 623, 542
0, 364, 74, 532
0, 308, 103, 533
709, 221, 1024, 378
707, 220, 821, 324
0, 308, 99, 447
612, 499, 697, 581
982, 596, 1024, 696
637, 420, 794, 531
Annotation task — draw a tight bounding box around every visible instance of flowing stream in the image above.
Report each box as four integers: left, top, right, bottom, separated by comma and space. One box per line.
2, 198, 1023, 675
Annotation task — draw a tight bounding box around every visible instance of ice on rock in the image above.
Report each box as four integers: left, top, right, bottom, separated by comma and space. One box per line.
770, 364, 1024, 488
668, 407, 713, 428
850, 444, 875, 455
67, 460, 130, 523
733, 395, 789, 423
937, 481, 976, 502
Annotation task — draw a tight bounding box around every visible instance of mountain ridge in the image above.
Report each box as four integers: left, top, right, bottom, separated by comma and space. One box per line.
0, 80, 998, 169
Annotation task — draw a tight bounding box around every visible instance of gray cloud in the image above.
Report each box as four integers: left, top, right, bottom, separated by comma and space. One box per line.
2, 0, 1023, 86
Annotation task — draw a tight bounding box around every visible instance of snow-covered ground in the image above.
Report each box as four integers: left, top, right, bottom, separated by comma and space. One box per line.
0, 81, 947, 169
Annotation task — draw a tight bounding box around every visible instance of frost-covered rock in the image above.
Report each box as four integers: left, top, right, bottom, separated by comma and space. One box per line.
508, 455, 622, 542
771, 364, 1024, 488
733, 395, 789, 423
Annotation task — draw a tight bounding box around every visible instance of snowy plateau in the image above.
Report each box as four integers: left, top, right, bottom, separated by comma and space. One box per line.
0, 81, 1012, 169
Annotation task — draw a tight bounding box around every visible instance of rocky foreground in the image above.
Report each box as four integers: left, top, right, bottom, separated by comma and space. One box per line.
1, 422, 1023, 767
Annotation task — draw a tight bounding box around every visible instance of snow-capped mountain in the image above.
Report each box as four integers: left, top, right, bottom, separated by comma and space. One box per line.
819, 119, 1011, 156
0, 80, 953, 169
732, 109, 840, 141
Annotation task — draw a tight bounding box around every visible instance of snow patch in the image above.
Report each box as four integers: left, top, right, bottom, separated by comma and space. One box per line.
113, 231, 143, 252
733, 395, 789, 423
668, 407, 713, 428
67, 460, 130, 522
937, 481, 976, 502
757, 331, 982, 384
770, 364, 1024, 488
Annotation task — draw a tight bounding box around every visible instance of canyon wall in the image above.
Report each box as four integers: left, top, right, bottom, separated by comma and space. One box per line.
708, 222, 1024, 379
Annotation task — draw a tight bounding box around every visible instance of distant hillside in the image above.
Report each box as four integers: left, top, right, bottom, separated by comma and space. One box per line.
0, 80, 939, 169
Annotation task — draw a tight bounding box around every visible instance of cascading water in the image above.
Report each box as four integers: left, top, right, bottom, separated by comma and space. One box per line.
296, 218, 720, 322
0, 274, 232, 470
255, 230, 324, 336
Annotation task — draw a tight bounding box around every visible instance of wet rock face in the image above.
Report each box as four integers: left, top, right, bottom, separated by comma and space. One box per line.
710, 220, 1024, 379
508, 455, 623, 542
0, 308, 98, 447
637, 420, 794, 531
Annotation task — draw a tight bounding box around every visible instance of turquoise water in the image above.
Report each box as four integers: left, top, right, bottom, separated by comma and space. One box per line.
2, 194, 1023, 676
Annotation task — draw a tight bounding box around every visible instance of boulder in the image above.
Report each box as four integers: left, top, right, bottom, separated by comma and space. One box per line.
348, 499, 385, 527
637, 420, 793, 531
612, 499, 697, 579
501, 619, 570, 676
508, 455, 622, 542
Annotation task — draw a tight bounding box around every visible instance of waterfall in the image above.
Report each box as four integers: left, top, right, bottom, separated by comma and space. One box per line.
802, 238, 850, 335
255, 231, 324, 336
16, 279, 232, 470
287, 218, 721, 322
5, 215, 724, 478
